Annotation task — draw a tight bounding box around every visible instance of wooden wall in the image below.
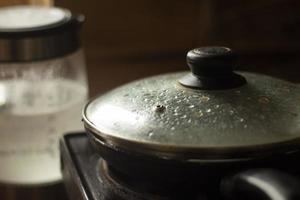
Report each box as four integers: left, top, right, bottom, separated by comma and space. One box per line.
1, 0, 299, 95
55, 0, 203, 95
54, 0, 300, 96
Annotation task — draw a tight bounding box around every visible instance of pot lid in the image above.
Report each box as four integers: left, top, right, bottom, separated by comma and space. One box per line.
83, 47, 300, 160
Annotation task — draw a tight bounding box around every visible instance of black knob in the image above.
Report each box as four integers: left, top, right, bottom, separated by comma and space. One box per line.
187, 47, 237, 77
179, 46, 246, 90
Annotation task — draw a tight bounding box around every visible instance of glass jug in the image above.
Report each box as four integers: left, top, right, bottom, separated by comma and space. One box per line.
0, 5, 88, 185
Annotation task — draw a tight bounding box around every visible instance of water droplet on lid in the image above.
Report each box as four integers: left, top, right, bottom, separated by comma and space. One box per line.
198, 110, 204, 117
283, 87, 290, 92
215, 105, 220, 109
229, 110, 234, 115
291, 113, 298, 117
181, 115, 187, 119
148, 131, 154, 138
221, 123, 228, 129
154, 105, 166, 113
258, 96, 270, 104
206, 109, 211, 113
240, 118, 244, 122
260, 115, 266, 120
199, 95, 210, 102
189, 105, 195, 108
244, 124, 248, 128
171, 126, 175, 130
188, 119, 192, 123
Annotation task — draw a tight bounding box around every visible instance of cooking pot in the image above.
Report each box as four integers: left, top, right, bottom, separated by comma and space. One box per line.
82, 47, 300, 199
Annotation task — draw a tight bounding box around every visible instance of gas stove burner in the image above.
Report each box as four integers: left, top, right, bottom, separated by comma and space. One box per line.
60, 133, 213, 200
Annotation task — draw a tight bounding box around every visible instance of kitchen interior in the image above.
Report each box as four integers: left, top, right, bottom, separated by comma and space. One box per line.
0, 0, 300, 200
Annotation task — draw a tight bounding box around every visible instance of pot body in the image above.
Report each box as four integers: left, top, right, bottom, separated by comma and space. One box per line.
88, 131, 300, 182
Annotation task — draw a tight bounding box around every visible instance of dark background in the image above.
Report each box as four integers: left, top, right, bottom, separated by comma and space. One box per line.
55, 0, 300, 96
1, 1, 300, 200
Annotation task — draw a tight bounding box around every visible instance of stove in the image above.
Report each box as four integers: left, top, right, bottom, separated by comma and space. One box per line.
60, 133, 223, 200
60, 133, 300, 200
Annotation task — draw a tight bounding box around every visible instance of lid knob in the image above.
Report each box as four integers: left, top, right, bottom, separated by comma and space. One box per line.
180, 46, 247, 90
187, 47, 236, 76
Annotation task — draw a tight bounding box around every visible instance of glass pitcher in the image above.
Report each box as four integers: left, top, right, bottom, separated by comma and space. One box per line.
0, 5, 88, 185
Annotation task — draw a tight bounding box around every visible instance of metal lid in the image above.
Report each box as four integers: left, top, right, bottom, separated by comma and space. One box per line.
0, 6, 84, 62
83, 47, 300, 160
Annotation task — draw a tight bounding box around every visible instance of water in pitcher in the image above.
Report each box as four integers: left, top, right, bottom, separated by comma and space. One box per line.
0, 79, 88, 184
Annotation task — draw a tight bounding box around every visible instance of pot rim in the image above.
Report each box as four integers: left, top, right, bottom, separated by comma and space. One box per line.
83, 117, 300, 161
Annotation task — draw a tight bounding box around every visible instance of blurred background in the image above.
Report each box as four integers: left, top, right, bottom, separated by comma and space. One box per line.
58, 0, 300, 96
2, 0, 300, 96
0, 0, 300, 200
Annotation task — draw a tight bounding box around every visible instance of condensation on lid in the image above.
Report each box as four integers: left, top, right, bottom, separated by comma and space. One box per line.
0, 6, 69, 29
84, 72, 300, 151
